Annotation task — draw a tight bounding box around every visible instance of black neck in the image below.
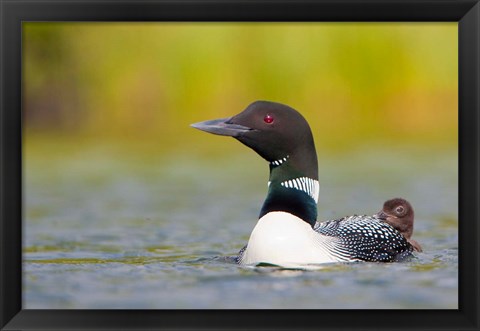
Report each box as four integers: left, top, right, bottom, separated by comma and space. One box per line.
259, 152, 318, 227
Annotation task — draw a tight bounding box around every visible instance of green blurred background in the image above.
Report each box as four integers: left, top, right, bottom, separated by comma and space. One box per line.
23, 23, 458, 309
23, 22, 457, 153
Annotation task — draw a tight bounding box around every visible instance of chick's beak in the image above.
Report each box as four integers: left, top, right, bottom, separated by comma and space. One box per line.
375, 210, 389, 220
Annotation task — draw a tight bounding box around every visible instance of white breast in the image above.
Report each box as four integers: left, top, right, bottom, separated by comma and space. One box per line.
240, 211, 338, 267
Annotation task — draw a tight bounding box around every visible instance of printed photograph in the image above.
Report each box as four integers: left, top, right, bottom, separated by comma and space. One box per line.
23, 22, 458, 309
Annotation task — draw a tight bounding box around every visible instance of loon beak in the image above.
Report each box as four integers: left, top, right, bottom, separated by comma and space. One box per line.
375, 210, 388, 220
191, 117, 253, 137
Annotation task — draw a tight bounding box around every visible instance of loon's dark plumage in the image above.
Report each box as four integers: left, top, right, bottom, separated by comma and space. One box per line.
191, 101, 415, 267
313, 215, 413, 262
192, 101, 319, 226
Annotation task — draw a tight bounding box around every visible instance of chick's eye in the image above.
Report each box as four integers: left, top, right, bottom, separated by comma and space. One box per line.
263, 114, 274, 124
395, 206, 405, 214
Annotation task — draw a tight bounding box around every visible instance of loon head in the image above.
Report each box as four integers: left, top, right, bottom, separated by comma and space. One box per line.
191, 100, 317, 179
375, 198, 414, 239
191, 101, 319, 226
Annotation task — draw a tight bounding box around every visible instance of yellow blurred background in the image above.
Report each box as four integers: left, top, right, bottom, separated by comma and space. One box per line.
23, 22, 457, 152
22, 23, 459, 311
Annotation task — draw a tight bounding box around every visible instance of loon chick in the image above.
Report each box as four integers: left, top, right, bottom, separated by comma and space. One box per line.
375, 198, 422, 252
191, 101, 412, 266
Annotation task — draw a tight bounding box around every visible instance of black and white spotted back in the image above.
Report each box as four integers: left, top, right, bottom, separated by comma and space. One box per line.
314, 215, 413, 262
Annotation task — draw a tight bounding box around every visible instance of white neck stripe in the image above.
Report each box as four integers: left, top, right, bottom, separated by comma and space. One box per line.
280, 177, 319, 203
270, 155, 289, 167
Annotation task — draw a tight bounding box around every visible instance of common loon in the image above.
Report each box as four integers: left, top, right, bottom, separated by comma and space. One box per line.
191, 101, 414, 267
375, 198, 422, 252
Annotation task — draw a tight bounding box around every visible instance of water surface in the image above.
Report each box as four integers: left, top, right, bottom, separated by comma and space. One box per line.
24, 143, 458, 309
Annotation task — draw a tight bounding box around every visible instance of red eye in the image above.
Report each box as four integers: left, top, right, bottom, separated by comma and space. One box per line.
264, 114, 274, 124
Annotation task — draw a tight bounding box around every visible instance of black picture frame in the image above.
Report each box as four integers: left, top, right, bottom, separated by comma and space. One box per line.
1, 0, 478, 330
